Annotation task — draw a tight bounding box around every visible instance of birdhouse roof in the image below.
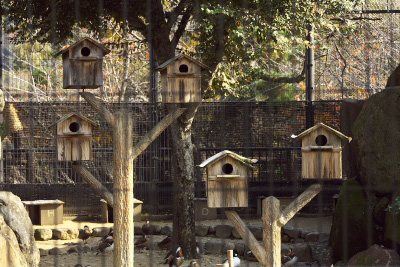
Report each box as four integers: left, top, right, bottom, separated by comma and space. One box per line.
291, 123, 352, 142
155, 54, 208, 71
49, 112, 99, 128
54, 37, 111, 57
198, 150, 258, 169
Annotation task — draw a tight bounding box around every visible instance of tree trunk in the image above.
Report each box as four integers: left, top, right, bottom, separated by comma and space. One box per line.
113, 111, 134, 267
169, 103, 199, 259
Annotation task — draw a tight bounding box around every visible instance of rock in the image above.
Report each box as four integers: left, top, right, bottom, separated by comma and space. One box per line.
347, 244, 400, 266
292, 243, 313, 263
305, 232, 320, 242
329, 179, 378, 263
232, 228, 241, 239
384, 190, 400, 249
283, 225, 300, 239
352, 88, 400, 194
249, 225, 263, 240
39, 248, 48, 256
150, 224, 162, 234
282, 234, 291, 243
0, 225, 29, 267
386, 65, 400, 87
34, 228, 53, 241
294, 238, 305, 243
281, 243, 290, 255
205, 240, 225, 254
222, 242, 236, 252
234, 243, 246, 256
195, 224, 209, 237
52, 228, 79, 240
374, 196, 390, 227
300, 230, 310, 239
48, 247, 62, 255
215, 225, 232, 238
208, 225, 216, 235
160, 225, 173, 236
67, 247, 79, 254
92, 227, 111, 237
0, 191, 40, 267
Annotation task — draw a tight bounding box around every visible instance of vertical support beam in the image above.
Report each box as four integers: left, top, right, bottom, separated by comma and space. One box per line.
306, 22, 314, 129
227, 250, 233, 267
263, 197, 281, 267
113, 111, 134, 267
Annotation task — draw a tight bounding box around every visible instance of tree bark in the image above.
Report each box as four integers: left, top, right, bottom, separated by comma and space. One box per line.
169, 103, 199, 259
71, 164, 114, 207
113, 111, 134, 267
263, 197, 281, 267
80, 92, 115, 127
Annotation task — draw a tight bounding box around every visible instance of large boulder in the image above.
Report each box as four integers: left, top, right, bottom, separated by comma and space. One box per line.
0, 191, 40, 267
0, 214, 28, 266
329, 180, 378, 263
352, 88, 400, 195
384, 189, 400, 249
347, 244, 400, 266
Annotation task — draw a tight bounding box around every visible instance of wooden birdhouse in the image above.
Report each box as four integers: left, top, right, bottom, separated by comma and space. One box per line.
156, 54, 208, 103
55, 38, 110, 89
292, 123, 351, 179
199, 150, 257, 208
52, 113, 98, 161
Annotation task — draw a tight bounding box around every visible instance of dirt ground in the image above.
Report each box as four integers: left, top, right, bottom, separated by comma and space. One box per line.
36, 215, 333, 267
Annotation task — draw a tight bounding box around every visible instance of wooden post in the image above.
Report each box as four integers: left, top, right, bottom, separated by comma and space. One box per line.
227, 250, 234, 267
113, 111, 134, 267
216, 264, 228, 267
263, 197, 281, 267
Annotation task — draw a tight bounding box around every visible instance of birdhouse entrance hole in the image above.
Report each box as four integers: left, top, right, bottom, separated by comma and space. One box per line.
179, 64, 189, 73
315, 135, 328, 146
222, 163, 234, 174
69, 122, 80, 132
81, 47, 91, 57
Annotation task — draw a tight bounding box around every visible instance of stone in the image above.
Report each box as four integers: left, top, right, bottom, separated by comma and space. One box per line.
283, 225, 300, 239
329, 179, 378, 263
0, 191, 40, 267
292, 243, 313, 263
305, 232, 320, 242
294, 238, 305, 243
34, 228, 53, 241
282, 234, 291, 243
249, 225, 263, 240
352, 88, 400, 194
222, 242, 236, 252
0, 233, 28, 266
67, 247, 79, 254
150, 224, 162, 234
48, 247, 62, 255
39, 248, 48, 256
300, 230, 310, 239
134, 225, 143, 235
205, 240, 225, 254
281, 243, 290, 255
52, 228, 79, 240
384, 189, 400, 249
208, 225, 216, 235
160, 225, 173, 236
92, 227, 111, 237
215, 225, 232, 238
232, 228, 241, 239
195, 224, 209, 237
235, 243, 246, 256
347, 244, 400, 266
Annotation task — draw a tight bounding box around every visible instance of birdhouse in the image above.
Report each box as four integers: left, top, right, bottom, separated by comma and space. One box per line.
51, 113, 98, 161
55, 38, 110, 89
156, 54, 208, 103
291, 123, 351, 179
199, 150, 257, 208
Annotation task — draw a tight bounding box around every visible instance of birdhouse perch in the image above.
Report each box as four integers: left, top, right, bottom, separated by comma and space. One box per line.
55, 38, 110, 89
292, 123, 351, 179
199, 150, 257, 208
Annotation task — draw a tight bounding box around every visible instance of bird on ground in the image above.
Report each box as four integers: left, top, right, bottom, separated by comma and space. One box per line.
158, 236, 172, 250
164, 246, 184, 266
134, 235, 150, 253
142, 220, 152, 237
222, 251, 240, 267
79, 225, 92, 244
97, 235, 114, 256
282, 249, 298, 266
188, 260, 201, 267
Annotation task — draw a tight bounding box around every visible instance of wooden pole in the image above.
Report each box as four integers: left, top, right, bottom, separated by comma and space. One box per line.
227, 250, 233, 267
71, 164, 114, 207
216, 264, 228, 267
79, 92, 115, 127
263, 197, 281, 267
225, 210, 267, 265
113, 111, 134, 267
